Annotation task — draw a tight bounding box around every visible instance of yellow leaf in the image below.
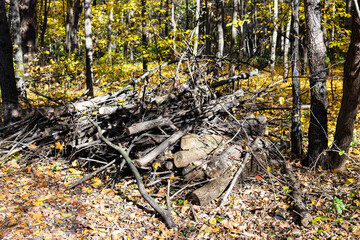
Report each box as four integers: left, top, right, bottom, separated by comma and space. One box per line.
279, 97, 285, 105
345, 178, 354, 185
62, 213, 73, 218
34, 230, 44, 236
204, 226, 212, 233
209, 217, 217, 225
55, 142, 63, 150
152, 162, 161, 170
353, 226, 360, 235
32, 213, 42, 219
33, 201, 43, 206
267, 166, 273, 171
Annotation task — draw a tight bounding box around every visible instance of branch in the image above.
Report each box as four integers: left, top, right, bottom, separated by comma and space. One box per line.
89, 119, 176, 229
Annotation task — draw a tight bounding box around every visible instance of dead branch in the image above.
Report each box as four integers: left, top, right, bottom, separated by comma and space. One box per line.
89, 119, 176, 229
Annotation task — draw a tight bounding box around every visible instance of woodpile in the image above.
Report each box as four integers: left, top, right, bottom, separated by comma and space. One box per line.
0, 59, 311, 228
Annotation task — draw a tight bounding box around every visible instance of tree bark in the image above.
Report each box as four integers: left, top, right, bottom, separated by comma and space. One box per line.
10, 0, 26, 99
39, 0, 49, 47
84, 0, 94, 97
229, 0, 239, 77
193, 0, 200, 55
302, 0, 328, 167
283, 11, 291, 78
270, 0, 278, 71
0, 1, 19, 124
291, 0, 303, 157
19, 0, 37, 63
328, 3, 360, 171
66, 0, 82, 52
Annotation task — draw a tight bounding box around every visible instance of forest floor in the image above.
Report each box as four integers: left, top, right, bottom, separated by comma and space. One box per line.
1, 68, 360, 239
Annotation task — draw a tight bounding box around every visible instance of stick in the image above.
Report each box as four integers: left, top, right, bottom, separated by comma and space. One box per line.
89, 119, 176, 229
220, 152, 250, 207
68, 159, 116, 189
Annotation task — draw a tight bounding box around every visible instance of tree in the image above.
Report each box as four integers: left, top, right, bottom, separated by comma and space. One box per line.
270, 0, 278, 71
84, 0, 94, 97
10, 0, 26, 99
302, 0, 328, 167
0, 0, 19, 124
66, 0, 82, 52
328, 2, 360, 171
291, 0, 302, 157
19, 0, 37, 62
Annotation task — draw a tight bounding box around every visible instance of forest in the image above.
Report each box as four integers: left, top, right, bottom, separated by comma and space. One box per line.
0, 0, 360, 238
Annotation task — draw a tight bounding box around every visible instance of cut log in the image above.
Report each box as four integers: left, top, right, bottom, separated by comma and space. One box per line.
174, 149, 210, 168
190, 175, 232, 206
126, 116, 173, 135
135, 125, 192, 167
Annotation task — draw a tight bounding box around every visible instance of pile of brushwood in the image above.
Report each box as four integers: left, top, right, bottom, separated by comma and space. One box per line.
0, 56, 312, 228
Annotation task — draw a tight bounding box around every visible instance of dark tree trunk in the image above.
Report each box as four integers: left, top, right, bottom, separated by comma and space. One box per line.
10, 0, 26, 99
302, 0, 328, 167
328, 3, 360, 171
40, 0, 49, 47
141, 0, 148, 75
204, 0, 211, 55
84, 0, 94, 97
19, 0, 37, 63
0, 1, 19, 124
291, 0, 303, 157
66, 0, 82, 52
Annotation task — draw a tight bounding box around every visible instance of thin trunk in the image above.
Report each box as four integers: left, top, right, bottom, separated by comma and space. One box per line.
40, 0, 49, 47
291, 0, 302, 157
10, 0, 26, 99
0, 1, 19, 124
84, 0, 94, 97
171, 0, 176, 50
204, 0, 211, 55
328, 2, 360, 171
270, 0, 278, 71
193, 0, 200, 55
302, 0, 328, 167
283, 11, 291, 78
229, 0, 239, 77
141, 0, 148, 74
107, 1, 113, 65
66, 0, 74, 52
19, 0, 37, 63
216, 0, 224, 63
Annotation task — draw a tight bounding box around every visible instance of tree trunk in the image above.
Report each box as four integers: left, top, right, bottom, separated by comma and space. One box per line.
229, 0, 239, 77
283, 11, 291, 78
171, 0, 176, 51
84, 0, 94, 97
66, 0, 82, 52
10, 0, 26, 100
19, 0, 37, 63
193, 0, 200, 55
302, 0, 328, 167
204, 0, 211, 55
328, 3, 360, 171
141, 0, 148, 75
291, 0, 302, 157
216, 0, 224, 70
270, 0, 278, 71
40, 0, 49, 47
0, 1, 19, 124
107, 1, 113, 65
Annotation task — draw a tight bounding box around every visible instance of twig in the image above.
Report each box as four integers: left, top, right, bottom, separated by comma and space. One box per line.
89, 119, 176, 229
220, 152, 250, 207
68, 159, 116, 189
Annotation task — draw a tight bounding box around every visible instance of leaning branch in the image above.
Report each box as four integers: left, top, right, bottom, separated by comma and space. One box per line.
89, 119, 176, 229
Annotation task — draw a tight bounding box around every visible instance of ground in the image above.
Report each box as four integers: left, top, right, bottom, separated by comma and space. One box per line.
0, 156, 359, 239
